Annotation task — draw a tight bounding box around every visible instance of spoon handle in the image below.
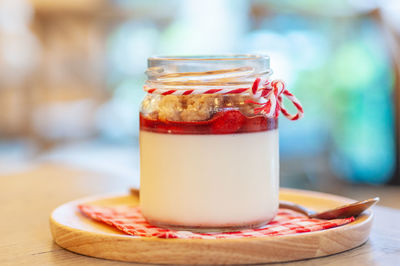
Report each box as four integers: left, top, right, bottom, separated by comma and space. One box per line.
278, 201, 315, 217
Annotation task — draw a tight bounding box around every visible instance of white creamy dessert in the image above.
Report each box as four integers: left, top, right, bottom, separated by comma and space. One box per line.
140, 129, 279, 229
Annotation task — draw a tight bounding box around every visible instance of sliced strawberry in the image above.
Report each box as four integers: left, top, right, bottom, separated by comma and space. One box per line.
242, 115, 278, 132
242, 115, 268, 132
210, 110, 246, 134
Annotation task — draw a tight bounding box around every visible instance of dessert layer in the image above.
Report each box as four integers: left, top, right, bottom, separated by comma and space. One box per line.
140, 110, 277, 135
140, 129, 279, 226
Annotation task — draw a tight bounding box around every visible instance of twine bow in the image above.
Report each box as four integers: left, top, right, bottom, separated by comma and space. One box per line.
246, 78, 304, 120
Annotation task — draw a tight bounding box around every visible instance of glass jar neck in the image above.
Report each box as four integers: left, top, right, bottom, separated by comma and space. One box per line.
145, 55, 272, 89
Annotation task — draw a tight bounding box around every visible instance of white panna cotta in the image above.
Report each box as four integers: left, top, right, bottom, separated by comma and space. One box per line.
139, 129, 279, 229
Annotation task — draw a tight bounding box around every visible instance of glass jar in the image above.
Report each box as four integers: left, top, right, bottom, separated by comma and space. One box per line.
140, 55, 280, 231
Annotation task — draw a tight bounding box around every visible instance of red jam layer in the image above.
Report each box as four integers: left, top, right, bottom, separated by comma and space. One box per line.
140, 110, 278, 135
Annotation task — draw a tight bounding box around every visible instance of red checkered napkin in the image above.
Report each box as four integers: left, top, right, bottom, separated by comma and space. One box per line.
78, 204, 354, 239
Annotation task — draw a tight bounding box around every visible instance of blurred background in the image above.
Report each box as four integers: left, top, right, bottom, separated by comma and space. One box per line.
0, 0, 399, 202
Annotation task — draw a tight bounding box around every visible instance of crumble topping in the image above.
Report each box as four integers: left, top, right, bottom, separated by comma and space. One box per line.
141, 94, 259, 122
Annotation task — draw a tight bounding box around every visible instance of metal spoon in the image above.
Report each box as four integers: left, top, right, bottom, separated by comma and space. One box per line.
130, 188, 379, 220
279, 197, 379, 219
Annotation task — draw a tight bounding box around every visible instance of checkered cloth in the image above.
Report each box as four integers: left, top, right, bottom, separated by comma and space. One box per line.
78, 204, 354, 239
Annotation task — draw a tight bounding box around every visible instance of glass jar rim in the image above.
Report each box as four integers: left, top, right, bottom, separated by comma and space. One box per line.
148, 54, 269, 62
146, 54, 271, 88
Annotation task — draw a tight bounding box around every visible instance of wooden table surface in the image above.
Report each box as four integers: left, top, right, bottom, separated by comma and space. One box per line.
1, 163, 400, 266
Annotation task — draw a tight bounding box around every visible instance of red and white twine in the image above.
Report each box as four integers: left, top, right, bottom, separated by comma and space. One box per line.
144, 77, 303, 120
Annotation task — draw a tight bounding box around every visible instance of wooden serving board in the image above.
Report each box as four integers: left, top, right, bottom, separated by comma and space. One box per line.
50, 188, 373, 264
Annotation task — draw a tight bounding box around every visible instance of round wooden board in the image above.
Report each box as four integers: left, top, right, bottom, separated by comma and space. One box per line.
50, 188, 373, 264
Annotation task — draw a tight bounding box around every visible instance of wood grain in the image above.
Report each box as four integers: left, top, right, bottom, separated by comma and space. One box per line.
50, 189, 372, 264
1, 163, 400, 265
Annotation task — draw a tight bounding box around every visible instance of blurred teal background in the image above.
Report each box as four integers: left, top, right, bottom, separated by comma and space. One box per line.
0, 0, 399, 189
